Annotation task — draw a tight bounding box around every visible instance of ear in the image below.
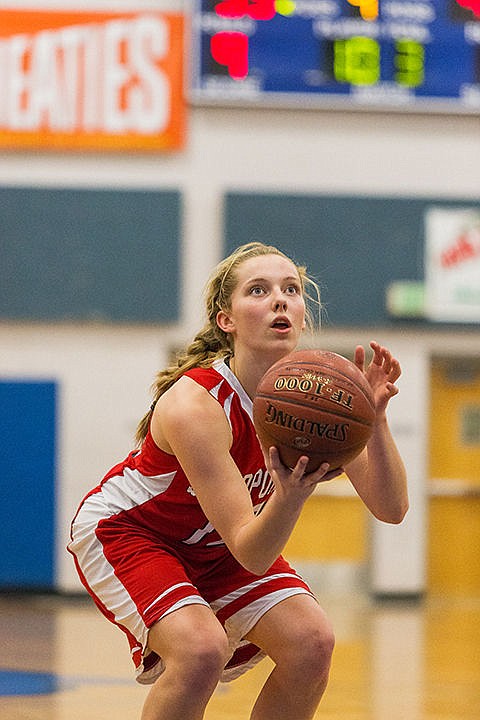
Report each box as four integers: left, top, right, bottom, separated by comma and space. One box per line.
216, 309, 235, 334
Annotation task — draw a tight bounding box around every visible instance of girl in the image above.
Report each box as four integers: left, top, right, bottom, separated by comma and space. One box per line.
68, 242, 408, 720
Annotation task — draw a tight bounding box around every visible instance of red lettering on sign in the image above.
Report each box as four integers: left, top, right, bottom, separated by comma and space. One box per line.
440, 230, 480, 268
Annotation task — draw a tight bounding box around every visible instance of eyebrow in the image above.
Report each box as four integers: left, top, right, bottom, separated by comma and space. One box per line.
245, 275, 300, 284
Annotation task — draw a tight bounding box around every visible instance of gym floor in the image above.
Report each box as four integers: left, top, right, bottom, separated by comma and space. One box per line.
1, 580, 479, 720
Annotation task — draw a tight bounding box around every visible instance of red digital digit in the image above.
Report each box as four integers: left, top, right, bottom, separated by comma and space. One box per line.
210, 32, 249, 79
215, 0, 275, 20
247, 0, 276, 20
215, 0, 246, 18
456, 0, 480, 15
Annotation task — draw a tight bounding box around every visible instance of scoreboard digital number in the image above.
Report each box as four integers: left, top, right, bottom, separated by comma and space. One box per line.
191, 0, 480, 112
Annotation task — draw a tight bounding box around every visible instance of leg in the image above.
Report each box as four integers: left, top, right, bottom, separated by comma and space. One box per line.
141, 604, 230, 720
245, 594, 335, 720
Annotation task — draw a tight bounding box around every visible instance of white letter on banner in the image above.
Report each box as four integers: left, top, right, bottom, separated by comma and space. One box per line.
58, 26, 86, 132
7, 35, 31, 130
30, 31, 66, 131
0, 41, 6, 127
129, 16, 170, 133
82, 24, 102, 132
103, 19, 131, 133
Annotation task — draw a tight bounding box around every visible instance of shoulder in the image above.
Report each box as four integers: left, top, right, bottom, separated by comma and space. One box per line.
151, 375, 232, 454
164, 374, 222, 415
183, 364, 223, 388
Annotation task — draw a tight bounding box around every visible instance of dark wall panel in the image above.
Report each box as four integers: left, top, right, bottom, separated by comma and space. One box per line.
0, 187, 181, 323
224, 192, 479, 327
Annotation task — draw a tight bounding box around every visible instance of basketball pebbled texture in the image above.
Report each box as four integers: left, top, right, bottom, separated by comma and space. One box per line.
253, 349, 376, 472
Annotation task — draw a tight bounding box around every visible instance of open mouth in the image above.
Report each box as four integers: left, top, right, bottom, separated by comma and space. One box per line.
271, 318, 291, 330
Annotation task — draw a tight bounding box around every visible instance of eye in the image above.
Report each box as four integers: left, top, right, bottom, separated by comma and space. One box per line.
285, 284, 300, 295
249, 285, 265, 296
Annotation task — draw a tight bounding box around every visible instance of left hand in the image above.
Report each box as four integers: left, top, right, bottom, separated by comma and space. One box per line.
354, 341, 401, 416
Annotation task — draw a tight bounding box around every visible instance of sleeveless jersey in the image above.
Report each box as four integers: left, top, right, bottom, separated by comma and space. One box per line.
71, 359, 274, 567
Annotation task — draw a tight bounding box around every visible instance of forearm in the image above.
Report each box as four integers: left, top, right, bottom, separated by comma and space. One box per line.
348, 415, 409, 524
229, 492, 307, 575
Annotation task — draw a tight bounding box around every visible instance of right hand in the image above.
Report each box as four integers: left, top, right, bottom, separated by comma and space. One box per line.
266, 446, 344, 500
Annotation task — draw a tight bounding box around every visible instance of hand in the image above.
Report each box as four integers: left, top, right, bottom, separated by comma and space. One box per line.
266, 446, 344, 499
354, 341, 401, 416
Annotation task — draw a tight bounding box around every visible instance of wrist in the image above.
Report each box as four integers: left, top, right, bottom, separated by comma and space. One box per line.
372, 411, 389, 429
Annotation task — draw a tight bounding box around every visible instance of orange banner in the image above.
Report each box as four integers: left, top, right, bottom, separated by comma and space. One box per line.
0, 9, 185, 151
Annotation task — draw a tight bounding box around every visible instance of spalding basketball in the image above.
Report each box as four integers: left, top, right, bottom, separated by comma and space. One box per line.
253, 349, 376, 472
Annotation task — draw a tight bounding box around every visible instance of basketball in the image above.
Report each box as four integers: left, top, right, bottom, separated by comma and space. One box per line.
253, 349, 376, 472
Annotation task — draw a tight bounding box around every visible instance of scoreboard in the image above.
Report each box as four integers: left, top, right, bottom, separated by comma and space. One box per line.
190, 0, 480, 112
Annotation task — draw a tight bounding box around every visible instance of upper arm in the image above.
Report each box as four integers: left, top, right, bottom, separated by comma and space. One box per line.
152, 376, 255, 547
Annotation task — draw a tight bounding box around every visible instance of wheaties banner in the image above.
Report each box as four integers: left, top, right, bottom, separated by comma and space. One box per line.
0, 4, 185, 151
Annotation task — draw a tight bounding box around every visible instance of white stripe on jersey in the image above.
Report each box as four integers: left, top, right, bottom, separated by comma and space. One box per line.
223, 391, 234, 424
144, 582, 196, 614
207, 374, 235, 429
209, 573, 306, 612
209, 380, 223, 400
213, 358, 253, 421
70, 526, 150, 642
73, 467, 177, 536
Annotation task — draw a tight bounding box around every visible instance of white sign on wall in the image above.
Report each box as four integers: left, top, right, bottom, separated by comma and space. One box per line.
424, 207, 480, 323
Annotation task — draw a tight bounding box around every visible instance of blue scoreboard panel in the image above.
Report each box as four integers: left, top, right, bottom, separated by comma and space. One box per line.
190, 0, 480, 112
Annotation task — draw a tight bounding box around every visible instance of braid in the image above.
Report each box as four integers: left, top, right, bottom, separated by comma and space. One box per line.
134, 325, 232, 447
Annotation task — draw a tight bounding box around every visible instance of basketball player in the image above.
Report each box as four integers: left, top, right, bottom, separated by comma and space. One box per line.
68, 242, 408, 720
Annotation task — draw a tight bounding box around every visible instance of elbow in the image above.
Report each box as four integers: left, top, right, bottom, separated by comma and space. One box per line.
389, 504, 409, 525
376, 497, 409, 525
242, 559, 273, 576
235, 551, 274, 576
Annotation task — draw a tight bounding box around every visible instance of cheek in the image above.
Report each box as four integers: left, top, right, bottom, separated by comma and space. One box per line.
245, 307, 265, 327
294, 298, 307, 323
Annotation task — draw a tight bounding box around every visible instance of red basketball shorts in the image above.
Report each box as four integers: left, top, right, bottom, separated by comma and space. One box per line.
69, 517, 315, 684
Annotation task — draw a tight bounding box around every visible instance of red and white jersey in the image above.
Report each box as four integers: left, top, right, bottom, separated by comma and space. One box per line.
72, 359, 274, 565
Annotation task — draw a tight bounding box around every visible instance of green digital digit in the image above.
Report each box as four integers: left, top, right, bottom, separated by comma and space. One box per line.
334, 36, 380, 86
395, 39, 424, 88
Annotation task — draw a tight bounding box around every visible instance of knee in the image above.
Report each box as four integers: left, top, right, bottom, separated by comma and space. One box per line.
290, 620, 335, 679
310, 621, 335, 666
178, 629, 230, 689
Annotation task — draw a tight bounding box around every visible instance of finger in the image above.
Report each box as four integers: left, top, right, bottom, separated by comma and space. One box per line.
354, 345, 365, 372
291, 455, 310, 478
386, 382, 399, 398
305, 461, 331, 481
381, 347, 393, 374
267, 446, 282, 472
318, 467, 345, 482
369, 341, 383, 365
389, 358, 402, 383
304, 463, 344, 485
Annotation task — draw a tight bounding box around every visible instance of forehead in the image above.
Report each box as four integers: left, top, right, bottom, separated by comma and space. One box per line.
235, 254, 300, 283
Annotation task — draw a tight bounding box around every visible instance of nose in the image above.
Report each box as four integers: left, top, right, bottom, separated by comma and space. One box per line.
272, 291, 288, 312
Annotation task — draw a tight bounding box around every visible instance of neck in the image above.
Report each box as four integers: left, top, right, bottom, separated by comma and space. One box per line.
229, 350, 284, 400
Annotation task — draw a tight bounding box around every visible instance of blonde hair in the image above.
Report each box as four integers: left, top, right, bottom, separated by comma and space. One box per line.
135, 241, 321, 445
